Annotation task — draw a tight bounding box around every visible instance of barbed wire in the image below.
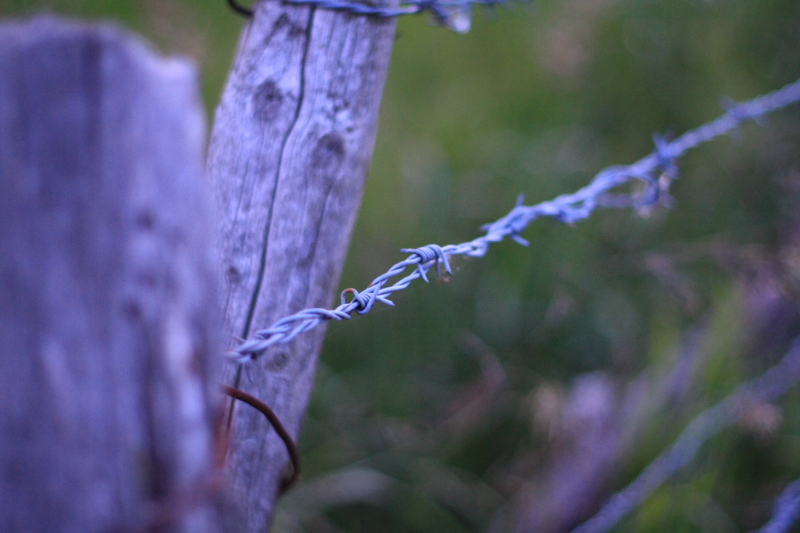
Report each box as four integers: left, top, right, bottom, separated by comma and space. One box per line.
570, 336, 800, 533
228, 77, 800, 363
227, 0, 520, 33
755, 478, 800, 533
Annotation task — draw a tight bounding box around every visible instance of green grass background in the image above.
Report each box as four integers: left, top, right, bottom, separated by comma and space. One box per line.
3, 1, 800, 531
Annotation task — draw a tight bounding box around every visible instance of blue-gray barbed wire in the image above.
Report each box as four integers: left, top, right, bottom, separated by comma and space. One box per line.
755, 478, 800, 533
569, 336, 800, 533
228, 0, 520, 33
228, 77, 800, 363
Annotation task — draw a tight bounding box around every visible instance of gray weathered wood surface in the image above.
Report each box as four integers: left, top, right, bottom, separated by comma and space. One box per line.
0, 17, 226, 533
206, 1, 397, 530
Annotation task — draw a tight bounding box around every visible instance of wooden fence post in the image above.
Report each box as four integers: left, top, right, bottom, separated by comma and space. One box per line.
0, 17, 227, 532
207, 1, 397, 530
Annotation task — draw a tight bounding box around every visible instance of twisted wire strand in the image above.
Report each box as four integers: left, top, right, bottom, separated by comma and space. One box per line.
228, 77, 800, 363
570, 336, 800, 533
228, 0, 520, 32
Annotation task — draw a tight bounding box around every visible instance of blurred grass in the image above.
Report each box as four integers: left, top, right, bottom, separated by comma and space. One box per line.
3, 1, 800, 531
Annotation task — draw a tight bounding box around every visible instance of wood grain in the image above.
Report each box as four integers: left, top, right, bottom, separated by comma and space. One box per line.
207, 1, 397, 529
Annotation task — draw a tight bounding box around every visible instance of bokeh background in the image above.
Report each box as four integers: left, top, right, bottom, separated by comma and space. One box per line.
3, 1, 800, 531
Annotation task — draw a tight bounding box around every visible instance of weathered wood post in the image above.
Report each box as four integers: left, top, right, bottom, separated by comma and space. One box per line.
207, 1, 398, 529
0, 17, 226, 532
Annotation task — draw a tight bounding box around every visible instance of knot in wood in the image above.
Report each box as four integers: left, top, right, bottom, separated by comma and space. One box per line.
309, 133, 345, 183
253, 79, 284, 123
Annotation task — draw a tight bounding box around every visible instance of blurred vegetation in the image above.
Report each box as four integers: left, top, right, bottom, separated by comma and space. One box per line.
3, 0, 800, 531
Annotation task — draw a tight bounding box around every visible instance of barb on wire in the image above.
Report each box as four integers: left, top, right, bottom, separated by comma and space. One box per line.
226, 0, 520, 33
227, 78, 800, 363
754, 478, 800, 533
569, 336, 800, 533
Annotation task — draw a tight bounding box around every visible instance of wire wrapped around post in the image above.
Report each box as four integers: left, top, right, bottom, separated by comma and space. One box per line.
221, 386, 301, 492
